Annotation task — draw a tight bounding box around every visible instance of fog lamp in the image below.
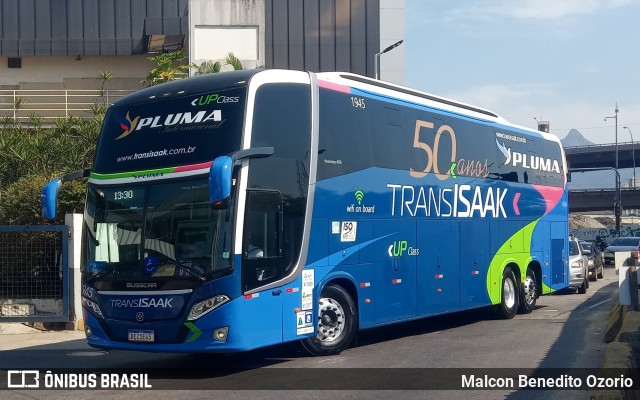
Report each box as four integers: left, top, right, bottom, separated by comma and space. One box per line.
213, 327, 229, 342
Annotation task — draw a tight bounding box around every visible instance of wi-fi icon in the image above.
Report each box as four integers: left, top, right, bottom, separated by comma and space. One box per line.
355, 190, 364, 205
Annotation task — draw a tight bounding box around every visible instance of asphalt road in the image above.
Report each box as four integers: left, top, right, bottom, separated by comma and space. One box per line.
0, 267, 620, 400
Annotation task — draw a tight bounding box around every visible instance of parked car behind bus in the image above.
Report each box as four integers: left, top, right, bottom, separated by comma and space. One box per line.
604, 237, 640, 265
580, 241, 604, 281
569, 236, 588, 294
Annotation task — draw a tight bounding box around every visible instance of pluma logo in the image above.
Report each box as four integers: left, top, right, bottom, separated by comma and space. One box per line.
115, 112, 140, 140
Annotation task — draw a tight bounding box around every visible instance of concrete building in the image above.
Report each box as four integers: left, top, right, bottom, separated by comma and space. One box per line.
0, 0, 405, 92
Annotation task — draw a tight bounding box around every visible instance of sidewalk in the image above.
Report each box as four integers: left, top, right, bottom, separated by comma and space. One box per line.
0, 323, 86, 351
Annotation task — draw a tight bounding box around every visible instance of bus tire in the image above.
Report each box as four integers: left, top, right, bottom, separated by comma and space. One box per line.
496, 267, 518, 319
518, 268, 537, 314
301, 284, 357, 356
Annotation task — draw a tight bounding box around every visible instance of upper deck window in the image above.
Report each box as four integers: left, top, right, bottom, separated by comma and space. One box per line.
93, 86, 247, 175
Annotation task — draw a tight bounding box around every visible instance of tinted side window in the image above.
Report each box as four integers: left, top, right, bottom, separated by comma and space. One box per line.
317, 87, 564, 187
247, 83, 311, 282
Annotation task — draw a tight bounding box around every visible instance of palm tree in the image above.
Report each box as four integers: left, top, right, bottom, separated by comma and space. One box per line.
192, 52, 244, 76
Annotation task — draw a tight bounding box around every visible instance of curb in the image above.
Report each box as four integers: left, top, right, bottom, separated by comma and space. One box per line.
591, 302, 640, 400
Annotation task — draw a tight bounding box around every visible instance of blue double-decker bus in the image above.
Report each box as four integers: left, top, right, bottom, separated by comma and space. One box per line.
42, 69, 569, 355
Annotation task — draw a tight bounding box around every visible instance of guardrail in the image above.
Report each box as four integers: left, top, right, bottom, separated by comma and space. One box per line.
565, 142, 634, 150
0, 89, 136, 122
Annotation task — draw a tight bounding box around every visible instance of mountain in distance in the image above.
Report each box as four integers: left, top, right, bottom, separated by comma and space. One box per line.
561, 129, 594, 147
561, 129, 633, 190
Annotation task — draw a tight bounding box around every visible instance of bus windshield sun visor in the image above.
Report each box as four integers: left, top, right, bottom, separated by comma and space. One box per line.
208, 147, 274, 206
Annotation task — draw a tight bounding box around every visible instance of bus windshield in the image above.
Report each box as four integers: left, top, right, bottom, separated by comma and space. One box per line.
83, 177, 233, 281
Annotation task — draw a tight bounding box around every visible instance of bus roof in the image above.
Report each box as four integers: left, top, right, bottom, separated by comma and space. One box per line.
315, 72, 562, 146
113, 69, 262, 108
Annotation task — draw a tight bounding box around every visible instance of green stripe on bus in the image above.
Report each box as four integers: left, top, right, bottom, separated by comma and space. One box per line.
90, 167, 176, 180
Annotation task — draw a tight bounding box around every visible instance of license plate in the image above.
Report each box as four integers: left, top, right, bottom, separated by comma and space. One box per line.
128, 329, 154, 342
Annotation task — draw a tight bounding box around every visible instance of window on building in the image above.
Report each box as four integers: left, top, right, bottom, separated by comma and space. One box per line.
7, 58, 22, 68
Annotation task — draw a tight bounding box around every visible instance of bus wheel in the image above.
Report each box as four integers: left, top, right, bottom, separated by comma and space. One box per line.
301, 284, 357, 356
518, 268, 537, 314
496, 268, 518, 319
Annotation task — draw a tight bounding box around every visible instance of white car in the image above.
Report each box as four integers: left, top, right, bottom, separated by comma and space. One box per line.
604, 237, 640, 265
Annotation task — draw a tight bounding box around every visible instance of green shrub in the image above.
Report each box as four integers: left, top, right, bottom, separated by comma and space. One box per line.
0, 115, 100, 225
0, 174, 86, 225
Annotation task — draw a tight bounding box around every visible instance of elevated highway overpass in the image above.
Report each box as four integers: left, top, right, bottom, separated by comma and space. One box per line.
565, 142, 640, 211
565, 141, 637, 169
569, 188, 640, 212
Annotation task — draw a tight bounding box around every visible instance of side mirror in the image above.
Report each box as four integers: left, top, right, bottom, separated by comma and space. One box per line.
209, 156, 233, 207
41, 169, 90, 222
208, 147, 274, 208
41, 178, 62, 222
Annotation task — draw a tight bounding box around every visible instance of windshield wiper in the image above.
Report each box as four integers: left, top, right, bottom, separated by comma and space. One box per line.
87, 260, 207, 283
171, 260, 207, 282
86, 265, 118, 283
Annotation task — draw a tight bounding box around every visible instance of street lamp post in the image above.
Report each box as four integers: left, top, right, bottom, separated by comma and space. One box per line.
604, 103, 619, 170
605, 104, 621, 233
624, 126, 635, 189
374, 40, 403, 80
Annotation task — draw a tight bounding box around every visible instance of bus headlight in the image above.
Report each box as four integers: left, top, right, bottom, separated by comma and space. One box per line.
187, 295, 230, 321
82, 297, 104, 319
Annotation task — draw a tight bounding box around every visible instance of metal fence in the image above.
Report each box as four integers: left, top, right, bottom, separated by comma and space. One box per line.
0, 225, 69, 322
0, 89, 135, 122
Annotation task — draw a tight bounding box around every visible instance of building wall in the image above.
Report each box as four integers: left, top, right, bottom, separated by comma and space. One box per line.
260, 0, 404, 84
0, 55, 152, 89
189, 0, 265, 71
0, 0, 188, 89
0, 0, 187, 56
380, 0, 405, 84
263, 0, 383, 80
0, 0, 405, 88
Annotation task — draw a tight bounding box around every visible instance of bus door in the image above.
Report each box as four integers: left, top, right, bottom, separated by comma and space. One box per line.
550, 221, 567, 286
241, 190, 284, 345
416, 220, 461, 315
459, 221, 491, 308
374, 220, 417, 324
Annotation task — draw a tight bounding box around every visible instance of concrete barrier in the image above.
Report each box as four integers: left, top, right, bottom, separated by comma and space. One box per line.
592, 302, 640, 399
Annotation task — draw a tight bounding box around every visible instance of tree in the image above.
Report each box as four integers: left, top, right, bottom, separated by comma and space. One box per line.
141, 50, 190, 86
192, 60, 222, 75
225, 52, 244, 71
0, 69, 107, 225
192, 52, 244, 76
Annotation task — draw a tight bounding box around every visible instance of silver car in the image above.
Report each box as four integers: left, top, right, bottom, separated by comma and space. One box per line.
568, 237, 588, 294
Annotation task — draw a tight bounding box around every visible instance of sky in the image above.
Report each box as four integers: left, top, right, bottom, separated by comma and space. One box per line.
405, 0, 640, 145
